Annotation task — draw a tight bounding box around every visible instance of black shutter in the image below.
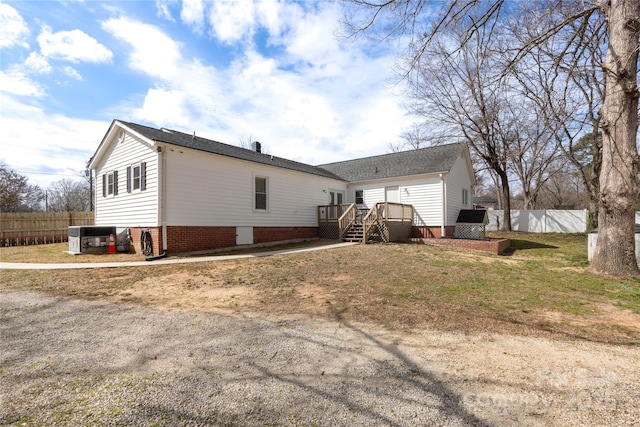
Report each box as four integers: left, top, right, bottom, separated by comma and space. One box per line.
126, 166, 131, 193
141, 162, 146, 191
113, 170, 118, 195
102, 174, 106, 197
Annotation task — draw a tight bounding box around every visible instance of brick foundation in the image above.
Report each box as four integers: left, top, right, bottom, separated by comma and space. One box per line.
253, 227, 318, 244
129, 227, 163, 256
166, 226, 237, 254
412, 226, 455, 238
127, 225, 319, 255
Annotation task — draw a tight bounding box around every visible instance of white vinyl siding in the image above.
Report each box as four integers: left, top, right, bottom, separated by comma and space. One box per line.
94, 131, 159, 227
445, 154, 474, 224
164, 148, 346, 226
346, 177, 442, 227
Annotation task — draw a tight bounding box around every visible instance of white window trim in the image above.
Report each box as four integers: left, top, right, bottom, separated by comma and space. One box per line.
253, 174, 269, 212
130, 162, 142, 193
126, 161, 146, 194
354, 189, 364, 205
328, 189, 345, 205
106, 171, 116, 198
462, 188, 469, 207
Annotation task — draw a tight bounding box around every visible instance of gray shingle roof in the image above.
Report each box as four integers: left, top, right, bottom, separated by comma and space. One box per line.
119, 120, 345, 181
317, 143, 463, 182
116, 121, 464, 183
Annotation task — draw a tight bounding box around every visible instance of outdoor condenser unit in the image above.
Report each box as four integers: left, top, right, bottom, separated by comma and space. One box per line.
68, 226, 130, 254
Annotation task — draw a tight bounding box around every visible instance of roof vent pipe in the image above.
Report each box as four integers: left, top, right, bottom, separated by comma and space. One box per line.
192, 131, 196, 139
252, 141, 261, 153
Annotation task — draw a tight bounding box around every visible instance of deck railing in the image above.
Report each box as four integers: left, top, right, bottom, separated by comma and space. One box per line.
318, 202, 413, 243
317, 204, 353, 224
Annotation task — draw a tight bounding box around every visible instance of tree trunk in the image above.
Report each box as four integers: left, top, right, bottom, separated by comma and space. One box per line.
499, 171, 512, 231
591, 0, 640, 276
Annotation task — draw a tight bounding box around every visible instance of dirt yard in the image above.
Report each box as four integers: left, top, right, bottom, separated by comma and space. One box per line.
1, 239, 639, 425
1, 291, 638, 426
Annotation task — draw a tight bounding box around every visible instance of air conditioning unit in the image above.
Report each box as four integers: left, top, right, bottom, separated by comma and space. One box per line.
68, 226, 130, 254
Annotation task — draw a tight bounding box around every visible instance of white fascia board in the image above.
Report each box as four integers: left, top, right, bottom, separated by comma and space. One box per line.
345, 171, 449, 187
461, 144, 477, 186
88, 120, 157, 169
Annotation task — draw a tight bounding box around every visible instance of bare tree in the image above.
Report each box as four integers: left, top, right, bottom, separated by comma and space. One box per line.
237, 134, 269, 154
507, 5, 605, 222
403, 19, 515, 230
342, 0, 640, 276
501, 98, 565, 210
0, 162, 44, 212
536, 168, 586, 209
47, 179, 90, 212
387, 123, 430, 152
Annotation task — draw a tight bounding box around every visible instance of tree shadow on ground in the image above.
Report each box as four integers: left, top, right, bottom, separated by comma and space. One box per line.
502, 239, 558, 255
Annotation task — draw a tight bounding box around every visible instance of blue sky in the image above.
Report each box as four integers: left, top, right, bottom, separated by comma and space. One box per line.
1, 0, 413, 189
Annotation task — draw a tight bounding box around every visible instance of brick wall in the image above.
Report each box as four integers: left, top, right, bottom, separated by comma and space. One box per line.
129, 227, 162, 256
253, 226, 317, 244
412, 226, 455, 238
403, 237, 511, 255
127, 226, 319, 255
166, 226, 236, 254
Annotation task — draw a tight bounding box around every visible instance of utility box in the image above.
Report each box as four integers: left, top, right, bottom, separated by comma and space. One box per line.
68, 226, 130, 254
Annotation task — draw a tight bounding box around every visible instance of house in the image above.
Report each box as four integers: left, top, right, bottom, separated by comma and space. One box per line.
88, 120, 476, 255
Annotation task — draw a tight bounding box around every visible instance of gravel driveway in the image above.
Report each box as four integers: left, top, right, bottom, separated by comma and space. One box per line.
1, 291, 638, 426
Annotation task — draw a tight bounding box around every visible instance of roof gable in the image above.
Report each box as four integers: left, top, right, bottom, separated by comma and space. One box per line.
317, 143, 464, 182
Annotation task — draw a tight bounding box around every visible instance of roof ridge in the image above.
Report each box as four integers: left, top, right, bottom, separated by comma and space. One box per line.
317, 141, 462, 167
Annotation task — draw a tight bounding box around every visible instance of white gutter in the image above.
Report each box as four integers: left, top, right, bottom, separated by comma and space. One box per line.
157, 145, 168, 252
440, 173, 446, 237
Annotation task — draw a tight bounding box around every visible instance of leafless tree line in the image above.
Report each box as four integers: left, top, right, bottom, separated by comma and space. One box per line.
0, 162, 92, 213
343, 0, 639, 276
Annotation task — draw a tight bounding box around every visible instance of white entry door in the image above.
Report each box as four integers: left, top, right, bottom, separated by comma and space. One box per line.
385, 186, 400, 203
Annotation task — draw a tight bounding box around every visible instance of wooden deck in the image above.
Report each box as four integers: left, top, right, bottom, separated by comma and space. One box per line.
317, 202, 413, 243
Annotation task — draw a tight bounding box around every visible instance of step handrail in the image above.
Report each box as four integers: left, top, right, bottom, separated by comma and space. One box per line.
362, 203, 386, 243
338, 203, 358, 239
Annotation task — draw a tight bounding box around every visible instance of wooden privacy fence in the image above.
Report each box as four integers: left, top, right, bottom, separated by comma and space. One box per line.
0, 212, 94, 247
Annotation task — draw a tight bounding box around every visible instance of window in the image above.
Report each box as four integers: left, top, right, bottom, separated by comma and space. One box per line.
462, 188, 469, 206
255, 176, 267, 210
102, 171, 118, 197
127, 162, 146, 193
355, 190, 364, 205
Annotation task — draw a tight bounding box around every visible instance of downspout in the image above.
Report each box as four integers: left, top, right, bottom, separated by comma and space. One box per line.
440, 173, 446, 237
147, 145, 168, 261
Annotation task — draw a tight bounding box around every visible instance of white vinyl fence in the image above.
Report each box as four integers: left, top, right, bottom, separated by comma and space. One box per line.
486, 210, 589, 233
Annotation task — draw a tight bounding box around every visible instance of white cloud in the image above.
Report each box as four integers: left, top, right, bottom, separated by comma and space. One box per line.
24, 52, 52, 74
101, 17, 182, 80
180, 0, 205, 34
102, 7, 411, 166
156, 0, 177, 21
132, 87, 191, 126
0, 3, 29, 49
37, 25, 113, 63
208, 0, 256, 43
280, 4, 343, 70
255, 0, 286, 39
63, 66, 82, 81
0, 93, 108, 188
0, 70, 44, 97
